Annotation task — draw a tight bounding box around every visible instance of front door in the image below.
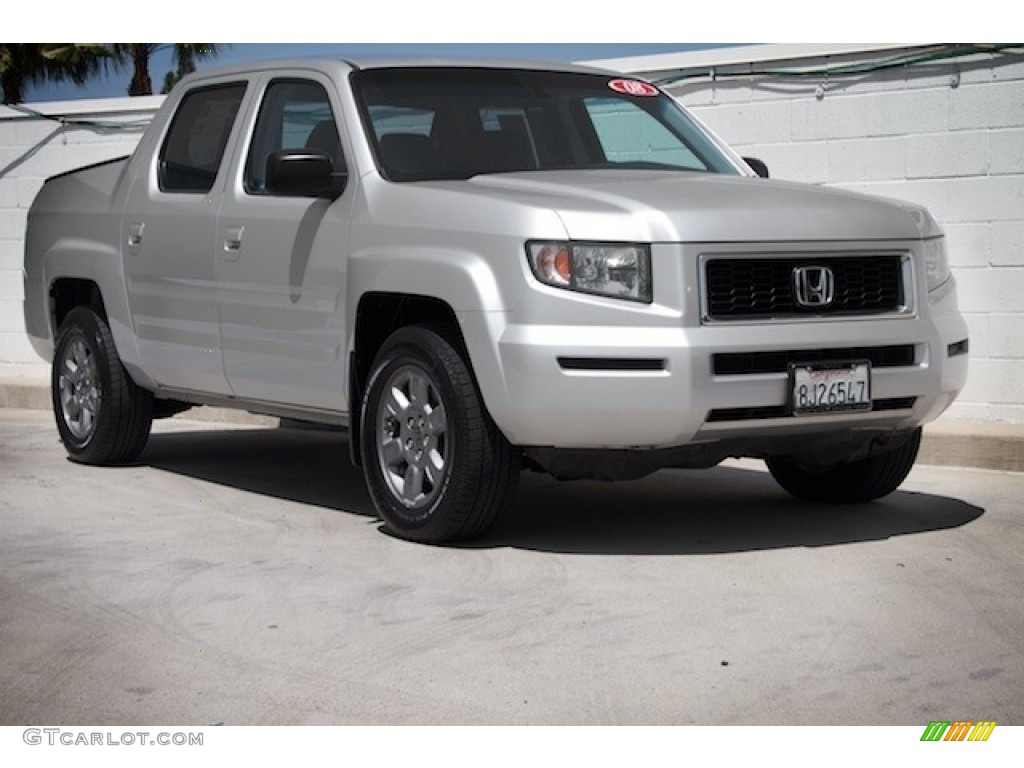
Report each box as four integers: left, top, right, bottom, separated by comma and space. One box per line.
215, 76, 352, 411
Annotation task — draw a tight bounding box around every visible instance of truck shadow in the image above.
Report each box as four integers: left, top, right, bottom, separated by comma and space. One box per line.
485, 469, 984, 555
141, 425, 375, 518
141, 426, 985, 556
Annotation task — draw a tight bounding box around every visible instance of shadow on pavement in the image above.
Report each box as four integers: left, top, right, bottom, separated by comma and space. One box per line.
142, 426, 376, 518
141, 426, 985, 556
484, 468, 985, 555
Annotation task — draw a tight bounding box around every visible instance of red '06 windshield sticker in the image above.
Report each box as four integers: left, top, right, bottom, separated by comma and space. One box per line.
608, 78, 659, 96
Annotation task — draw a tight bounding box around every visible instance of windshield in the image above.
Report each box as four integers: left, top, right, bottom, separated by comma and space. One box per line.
353, 67, 741, 181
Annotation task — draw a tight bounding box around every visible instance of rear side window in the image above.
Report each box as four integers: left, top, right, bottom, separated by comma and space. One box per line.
159, 83, 246, 193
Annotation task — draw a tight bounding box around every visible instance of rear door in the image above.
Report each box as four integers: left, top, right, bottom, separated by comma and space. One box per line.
122, 80, 248, 394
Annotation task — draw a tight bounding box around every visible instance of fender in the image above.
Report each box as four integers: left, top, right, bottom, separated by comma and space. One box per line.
347, 245, 510, 315
345, 245, 525, 439
24, 155, 156, 385
41, 238, 150, 384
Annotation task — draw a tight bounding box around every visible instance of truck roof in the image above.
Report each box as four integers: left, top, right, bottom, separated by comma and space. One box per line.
172, 56, 623, 87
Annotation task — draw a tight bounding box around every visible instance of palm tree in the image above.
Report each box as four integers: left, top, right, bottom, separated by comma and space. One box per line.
160, 44, 222, 94
110, 44, 223, 97
0, 43, 108, 104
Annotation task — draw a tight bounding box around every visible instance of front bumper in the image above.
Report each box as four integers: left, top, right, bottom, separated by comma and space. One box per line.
470, 276, 968, 450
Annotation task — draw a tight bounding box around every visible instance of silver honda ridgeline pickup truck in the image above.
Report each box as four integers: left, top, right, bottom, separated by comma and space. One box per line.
24, 59, 968, 542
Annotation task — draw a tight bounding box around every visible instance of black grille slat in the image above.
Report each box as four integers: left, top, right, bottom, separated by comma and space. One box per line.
705, 255, 904, 319
558, 357, 666, 371
707, 406, 787, 422
872, 396, 917, 412
713, 345, 916, 376
707, 397, 918, 423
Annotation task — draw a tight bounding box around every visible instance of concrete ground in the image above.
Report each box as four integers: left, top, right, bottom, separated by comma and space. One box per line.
1, 407, 1021, 725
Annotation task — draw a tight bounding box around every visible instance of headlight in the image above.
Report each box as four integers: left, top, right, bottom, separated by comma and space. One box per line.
923, 237, 951, 292
526, 241, 652, 303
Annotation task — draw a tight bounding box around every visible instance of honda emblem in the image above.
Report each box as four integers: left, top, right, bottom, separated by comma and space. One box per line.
793, 265, 835, 308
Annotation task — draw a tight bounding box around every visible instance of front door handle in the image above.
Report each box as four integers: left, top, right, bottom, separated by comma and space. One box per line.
127, 223, 144, 248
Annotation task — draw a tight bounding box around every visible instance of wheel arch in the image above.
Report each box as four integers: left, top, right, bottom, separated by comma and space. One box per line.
40, 250, 147, 385
51, 277, 108, 332
348, 292, 468, 466
344, 245, 520, 462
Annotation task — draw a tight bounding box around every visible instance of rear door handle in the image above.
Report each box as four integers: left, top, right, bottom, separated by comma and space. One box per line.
223, 226, 244, 261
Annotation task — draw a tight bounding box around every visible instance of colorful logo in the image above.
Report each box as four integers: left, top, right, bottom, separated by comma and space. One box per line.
607, 79, 659, 97
920, 721, 996, 741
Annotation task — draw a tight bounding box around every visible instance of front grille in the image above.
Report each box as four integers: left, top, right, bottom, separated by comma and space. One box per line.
713, 345, 916, 376
706, 397, 917, 423
705, 255, 905, 319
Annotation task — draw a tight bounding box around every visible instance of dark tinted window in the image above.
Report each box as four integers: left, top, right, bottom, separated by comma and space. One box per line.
245, 79, 344, 194
354, 68, 739, 181
159, 83, 246, 193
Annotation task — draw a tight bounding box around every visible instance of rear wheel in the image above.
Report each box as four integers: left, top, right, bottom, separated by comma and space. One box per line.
52, 306, 153, 464
767, 429, 922, 503
360, 325, 519, 543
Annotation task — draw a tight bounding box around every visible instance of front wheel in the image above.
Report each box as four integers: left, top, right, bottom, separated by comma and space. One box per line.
52, 306, 153, 464
767, 429, 922, 503
360, 325, 519, 543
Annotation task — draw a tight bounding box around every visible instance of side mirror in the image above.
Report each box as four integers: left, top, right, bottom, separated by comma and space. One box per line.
266, 150, 346, 198
743, 157, 770, 179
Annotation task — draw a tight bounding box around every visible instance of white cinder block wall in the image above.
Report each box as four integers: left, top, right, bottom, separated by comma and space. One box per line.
0, 97, 162, 363
594, 44, 1024, 423
2, 45, 1023, 423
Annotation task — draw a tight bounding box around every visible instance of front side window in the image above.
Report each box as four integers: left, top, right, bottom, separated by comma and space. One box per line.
159, 83, 246, 193
245, 79, 343, 193
354, 67, 740, 181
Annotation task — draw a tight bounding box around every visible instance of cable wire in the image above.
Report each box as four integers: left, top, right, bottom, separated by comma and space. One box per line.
654, 44, 1024, 89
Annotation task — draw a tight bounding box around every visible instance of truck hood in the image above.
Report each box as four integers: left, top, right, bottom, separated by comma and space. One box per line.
459, 170, 940, 243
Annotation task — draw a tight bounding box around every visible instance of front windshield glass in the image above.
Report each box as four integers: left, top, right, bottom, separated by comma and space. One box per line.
353, 67, 741, 181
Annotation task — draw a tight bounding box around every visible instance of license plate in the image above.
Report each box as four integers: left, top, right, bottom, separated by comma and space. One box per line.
789, 361, 872, 415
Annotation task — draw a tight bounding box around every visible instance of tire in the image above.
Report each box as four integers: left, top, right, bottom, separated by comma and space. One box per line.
52, 306, 153, 464
360, 325, 519, 543
766, 428, 922, 503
